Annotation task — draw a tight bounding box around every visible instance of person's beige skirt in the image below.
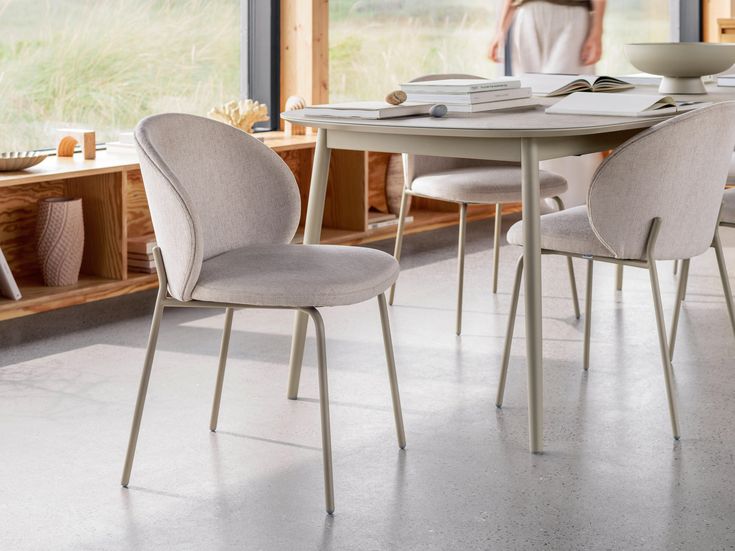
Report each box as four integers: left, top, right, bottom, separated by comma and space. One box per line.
511, 1, 599, 207
512, 1, 591, 75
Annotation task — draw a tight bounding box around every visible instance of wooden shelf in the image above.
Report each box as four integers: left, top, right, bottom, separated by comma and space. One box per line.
0, 131, 509, 321
0, 272, 157, 321
295, 204, 519, 246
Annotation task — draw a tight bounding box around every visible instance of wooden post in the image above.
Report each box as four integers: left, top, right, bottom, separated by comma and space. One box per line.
280, 0, 329, 127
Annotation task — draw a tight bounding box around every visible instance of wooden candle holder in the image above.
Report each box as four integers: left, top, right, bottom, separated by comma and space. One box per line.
55, 129, 96, 160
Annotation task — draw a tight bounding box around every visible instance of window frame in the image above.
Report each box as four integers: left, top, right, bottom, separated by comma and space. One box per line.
243, 0, 280, 132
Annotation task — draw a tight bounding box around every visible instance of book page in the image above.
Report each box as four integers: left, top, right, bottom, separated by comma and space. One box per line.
545, 92, 674, 116
520, 74, 587, 96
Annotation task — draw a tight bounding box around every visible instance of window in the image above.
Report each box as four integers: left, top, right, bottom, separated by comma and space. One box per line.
329, 0, 502, 103
329, 0, 675, 102
598, 0, 672, 76
0, 0, 241, 152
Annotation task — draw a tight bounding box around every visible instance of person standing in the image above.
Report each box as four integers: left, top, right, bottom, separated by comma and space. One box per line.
488, 0, 607, 207
488, 0, 606, 75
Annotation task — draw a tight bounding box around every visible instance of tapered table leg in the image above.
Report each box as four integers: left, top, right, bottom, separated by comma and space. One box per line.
521, 138, 544, 453
287, 129, 332, 399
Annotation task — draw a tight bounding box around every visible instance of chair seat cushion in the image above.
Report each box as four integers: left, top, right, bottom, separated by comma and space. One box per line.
507, 206, 619, 259
191, 244, 399, 307
411, 165, 567, 204
723, 188, 735, 225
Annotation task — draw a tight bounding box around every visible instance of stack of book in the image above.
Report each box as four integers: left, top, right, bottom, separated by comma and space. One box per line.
399, 77, 535, 113
105, 132, 136, 155
367, 211, 414, 230
127, 234, 157, 273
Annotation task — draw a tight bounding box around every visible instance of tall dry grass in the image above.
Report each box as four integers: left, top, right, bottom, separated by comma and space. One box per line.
0, 0, 239, 151
329, 0, 670, 103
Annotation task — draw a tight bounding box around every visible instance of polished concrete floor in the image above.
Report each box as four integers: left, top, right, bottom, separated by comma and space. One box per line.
2, 215, 735, 551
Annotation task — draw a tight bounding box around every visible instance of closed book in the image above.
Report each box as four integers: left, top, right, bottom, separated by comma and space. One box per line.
105, 142, 137, 155
400, 78, 520, 94
0, 247, 21, 300
128, 257, 155, 267
128, 252, 154, 262
446, 98, 541, 113
303, 102, 432, 119
622, 73, 662, 86
406, 87, 531, 104
128, 235, 156, 255
545, 92, 711, 117
368, 216, 413, 230
128, 265, 156, 274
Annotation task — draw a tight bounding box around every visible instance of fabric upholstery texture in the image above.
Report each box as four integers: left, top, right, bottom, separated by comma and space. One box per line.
587, 103, 735, 261
411, 165, 568, 204
136, 112, 399, 308
135, 113, 301, 301
728, 152, 735, 185
191, 244, 399, 307
507, 205, 615, 258
723, 188, 735, 224
405, 73, 568, 204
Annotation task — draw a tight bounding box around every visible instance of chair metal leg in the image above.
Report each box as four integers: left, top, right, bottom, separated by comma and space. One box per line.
615, 264, 624, 291
121, 288, 166, 487
496, 255, 524, 408
377, 294, 406, 449
648, 260, 681, 440
209, 307, 234, 432
567, 257, 581, 320
304, 308, 335, 514
388, 188, 410, 306
492, 203, 502, 294
583, 259, 594, 371
668, 259, 690, 362
550, 197, 579, 319
713, 228, 735, 339
456, 202, 468, 335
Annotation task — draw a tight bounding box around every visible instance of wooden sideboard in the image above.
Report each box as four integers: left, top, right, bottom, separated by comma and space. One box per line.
0, 131, 507, 321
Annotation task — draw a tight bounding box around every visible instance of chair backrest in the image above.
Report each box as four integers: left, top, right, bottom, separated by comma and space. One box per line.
405, 74, 511, 185
134, 113, 300, 301
588, 102, 735, 260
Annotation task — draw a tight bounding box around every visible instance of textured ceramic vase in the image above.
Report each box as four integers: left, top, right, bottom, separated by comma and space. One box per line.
36, 197, 84, 286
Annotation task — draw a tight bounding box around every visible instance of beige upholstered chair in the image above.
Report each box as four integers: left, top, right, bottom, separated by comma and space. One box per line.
496, 103, 735, 440
668, 187, 735, 358
122, 113, 406, 514
390, 74, 580, 335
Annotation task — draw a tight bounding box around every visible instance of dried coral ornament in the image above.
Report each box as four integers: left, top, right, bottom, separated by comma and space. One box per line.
208, 99, 270, 133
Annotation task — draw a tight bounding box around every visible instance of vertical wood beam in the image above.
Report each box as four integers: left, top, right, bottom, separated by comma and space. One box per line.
280, 0, 329, 119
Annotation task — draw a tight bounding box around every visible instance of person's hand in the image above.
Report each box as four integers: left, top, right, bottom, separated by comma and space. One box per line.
580, 32, 602, 65
488, 35, 503, 63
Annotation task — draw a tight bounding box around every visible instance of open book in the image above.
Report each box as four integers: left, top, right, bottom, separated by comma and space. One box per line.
302, 101, 432, 119
545, 92, 711, 117
521, 74, 634, 97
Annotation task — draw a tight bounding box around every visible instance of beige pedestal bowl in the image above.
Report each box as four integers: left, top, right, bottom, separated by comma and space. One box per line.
624, 42, 735, 94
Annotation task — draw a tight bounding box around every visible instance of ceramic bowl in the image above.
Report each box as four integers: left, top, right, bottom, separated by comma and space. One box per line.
0, 151, 48, 172
624, 42, 735, 94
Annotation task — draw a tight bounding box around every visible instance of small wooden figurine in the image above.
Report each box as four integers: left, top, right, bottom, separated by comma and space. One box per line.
284, 95, 307, 136
55, 129, 96, 160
